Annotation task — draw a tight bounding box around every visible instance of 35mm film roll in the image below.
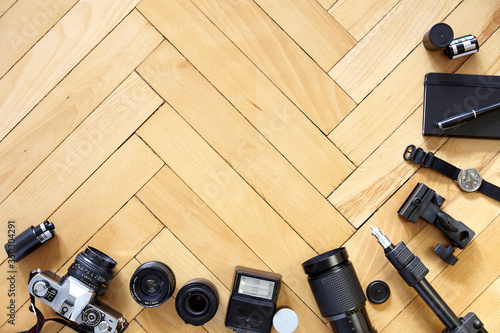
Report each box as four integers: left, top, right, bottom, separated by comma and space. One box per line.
444, 35, 479, 59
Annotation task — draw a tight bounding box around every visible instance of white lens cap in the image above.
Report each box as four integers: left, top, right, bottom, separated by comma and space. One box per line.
273, 308, 299, 333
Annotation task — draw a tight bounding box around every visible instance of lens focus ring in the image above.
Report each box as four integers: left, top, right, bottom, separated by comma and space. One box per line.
307, 263, 366, 317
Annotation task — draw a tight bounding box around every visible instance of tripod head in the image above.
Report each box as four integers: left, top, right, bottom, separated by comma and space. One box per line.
398, 183, 475, 265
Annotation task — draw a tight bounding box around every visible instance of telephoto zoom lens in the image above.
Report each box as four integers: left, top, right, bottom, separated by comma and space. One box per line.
68, 246, 117, 296
302, 248, 377, 333
175, 279, 219, 326
130, 261, 176, 307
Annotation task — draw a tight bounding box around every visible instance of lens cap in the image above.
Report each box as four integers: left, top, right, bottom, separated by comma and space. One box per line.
366, 280, 390, 304
273, 308, 299, 333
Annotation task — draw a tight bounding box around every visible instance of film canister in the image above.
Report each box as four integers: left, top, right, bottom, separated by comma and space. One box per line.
423, 23, 454, 51
444, 35, 479, 59
4, 221, 55, 262
273, 308, 299, 333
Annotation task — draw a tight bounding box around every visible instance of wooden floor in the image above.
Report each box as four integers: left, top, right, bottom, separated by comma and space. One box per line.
1, 0, 499, 332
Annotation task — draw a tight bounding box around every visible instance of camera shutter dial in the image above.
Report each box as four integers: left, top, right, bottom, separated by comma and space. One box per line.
82, 308, 102, 327
32, 280, 50, 298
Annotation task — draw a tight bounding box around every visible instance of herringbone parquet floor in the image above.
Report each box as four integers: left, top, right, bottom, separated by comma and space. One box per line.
1, 0, 499, 332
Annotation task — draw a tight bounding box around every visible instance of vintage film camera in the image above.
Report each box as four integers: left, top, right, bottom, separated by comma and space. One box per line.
28, 247, 127, 333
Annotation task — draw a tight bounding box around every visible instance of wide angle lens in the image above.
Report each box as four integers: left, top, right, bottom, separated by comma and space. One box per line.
67, 246, 117, 296
302, 248, 377, 333
130, 261, 176, 307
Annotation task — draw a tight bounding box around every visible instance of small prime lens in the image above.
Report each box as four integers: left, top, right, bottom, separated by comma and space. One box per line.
130, 261, 176, 307
302, 248, 377, 333
175, 279, 219, 326
68, 247, 117, 296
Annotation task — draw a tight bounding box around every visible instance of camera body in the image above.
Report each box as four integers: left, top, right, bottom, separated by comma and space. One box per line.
28, 270, 125, 333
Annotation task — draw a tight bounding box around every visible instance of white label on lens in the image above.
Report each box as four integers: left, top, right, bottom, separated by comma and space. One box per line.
238, 276, 275, 300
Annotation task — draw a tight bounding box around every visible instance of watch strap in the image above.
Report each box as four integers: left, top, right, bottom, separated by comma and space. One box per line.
403, 145, 461, 180
478, 180, 500, 201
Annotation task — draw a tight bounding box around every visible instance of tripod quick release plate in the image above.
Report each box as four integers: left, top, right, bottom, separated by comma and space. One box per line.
398, 183, 475, 265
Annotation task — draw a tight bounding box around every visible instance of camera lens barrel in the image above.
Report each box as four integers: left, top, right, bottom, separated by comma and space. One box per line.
4, 221, 55, 262
130, 261, 176, 308
68, 247, 117, 296
302, 248, 377, 333
175, 279, 219, 326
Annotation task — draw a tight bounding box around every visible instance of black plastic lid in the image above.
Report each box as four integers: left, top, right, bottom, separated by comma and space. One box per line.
426, 23, 454, 49
366, 280, 390, 304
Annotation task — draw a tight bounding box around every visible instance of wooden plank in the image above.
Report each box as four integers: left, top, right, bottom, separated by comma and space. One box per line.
57, 197, 164, 278
0, 0, 140, 140
329, 0, 500, 165
460, 277, 500, 331
137, 0, 354, 195
329, 0, 399, 40
137, 42, 354, 253
329, 0, 461, 102
0, 0, 17, 16
0, 73, 163, 248
0, 9, 162, 204
361, 151, 500, 331
135, 228, 229, 332
0, 0, 77, 77
190, 0, 355, 133
136, 105, 325, 315
382, 214, 500, 332
136, 165, 333, 327
317, 0, 335, 10
124, 320, 148, 333
252, 0, 355, 71
328, 20, 500, 226
0, 136, 163, 330
329, 109, 446, 227
138, 293, 206, 333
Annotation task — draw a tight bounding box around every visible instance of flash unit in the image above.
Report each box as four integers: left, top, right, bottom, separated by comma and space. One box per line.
225, 266, 282, 333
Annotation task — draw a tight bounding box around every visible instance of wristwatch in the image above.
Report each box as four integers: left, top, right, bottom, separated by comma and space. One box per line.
403, 145, 500, 202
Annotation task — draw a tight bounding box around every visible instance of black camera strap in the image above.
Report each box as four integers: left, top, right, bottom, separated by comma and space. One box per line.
20, 270, 129, 333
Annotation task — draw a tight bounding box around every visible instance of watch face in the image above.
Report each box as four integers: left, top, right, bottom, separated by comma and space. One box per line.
458, 168, 482, 192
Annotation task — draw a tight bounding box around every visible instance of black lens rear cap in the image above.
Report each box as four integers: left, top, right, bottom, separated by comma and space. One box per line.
366, 280, 390, 304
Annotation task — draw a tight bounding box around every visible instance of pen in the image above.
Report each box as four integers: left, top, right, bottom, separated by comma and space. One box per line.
438, 101, 500, 130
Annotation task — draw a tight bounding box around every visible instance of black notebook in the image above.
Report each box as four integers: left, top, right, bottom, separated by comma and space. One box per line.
422, 72, 500, 138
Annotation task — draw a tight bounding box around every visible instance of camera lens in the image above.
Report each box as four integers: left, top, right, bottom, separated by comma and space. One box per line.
302, 248, 377, 333
176, 279, 219, 326
67, 247, 117, 296
130, 261, 176, 307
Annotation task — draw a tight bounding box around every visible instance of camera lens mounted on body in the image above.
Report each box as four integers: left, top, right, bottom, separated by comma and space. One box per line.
67, 246, 117, 296
129, 261, 176, 307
